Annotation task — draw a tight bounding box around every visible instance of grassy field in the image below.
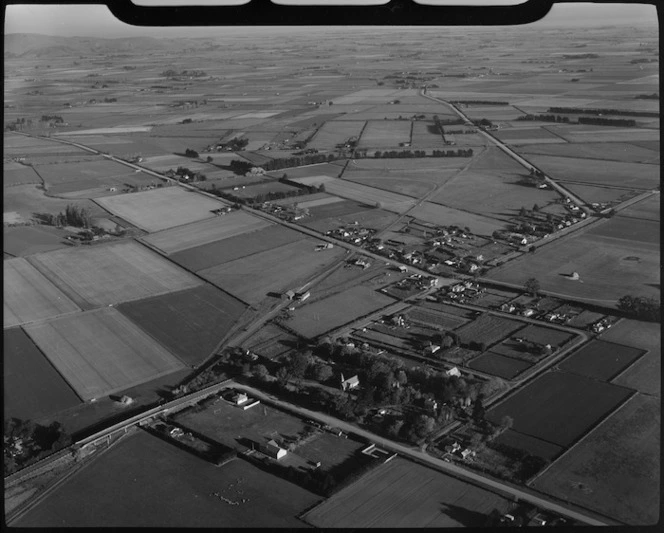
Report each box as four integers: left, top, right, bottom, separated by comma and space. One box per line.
531, 394, 659, 525
28, 241, 202, 307
117, 285, 247, 366
513, 324, 575, 347
33, 159, 136, 186
170, 224, 305, 272
302, 457, 512, 528
309, 120, 365, 151
3, 327, 81, 420
493, 429, 564, 461
409, 202, 505, 236
586, 216, 659, 244
23, 307, 185, 401
200, 238, 346, 305
488, 371, 634, 449
456, 314, 526, 347
559, 340, 646, 381
468, 352, 533, 380
325, 179, 416, 213
4, 257, 81, 328
495, 127, 563, 143
3, 163, 42, 186
286, 286, 395, 338
3, 225, 69, 257
358, 120, 412, 148
95, 187, 226, 232
561, 183, 641, 205
515, 141, 660, 165
15, 430, 320, 528
410, 120, 447, 149
142, 211, 271, 255
616, 194, 660, 221
226, 180, 300, 199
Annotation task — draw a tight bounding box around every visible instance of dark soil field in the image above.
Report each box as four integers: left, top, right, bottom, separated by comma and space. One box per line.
468, 352, 533, 380
513, 324, 575, 347
3, 327, 81, 421
304, 198, 372, 220
487, 371, 634, 448
493, 429, 563, 461
532, 394, 659, 525
3, 225, 69, 256
15, 430, 320, 528
560, 340, 646, 382
118, 285, 247, 366
170, 224, 305, 272
456, 314, 526, 347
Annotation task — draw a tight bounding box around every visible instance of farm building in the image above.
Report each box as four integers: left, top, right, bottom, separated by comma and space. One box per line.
424, 344, 441, 356
259, 439, 288, 460
282, 290, 296, 301
445, 367, 461, 378
232, 393, 249, 405
341, 374, 360, 392
295, 290, 311, 302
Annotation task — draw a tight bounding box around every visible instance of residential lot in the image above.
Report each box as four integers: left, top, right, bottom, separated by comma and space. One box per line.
487, 371, 634, 449
302, 457, 511, 528
4, 257, 81, 328
15, 430, 320, 528
23, 307, 185, 401
286, 286, 395, 338
28, 241, 202, 307
559, 340, 646, 381
95, 186, 227, 232
3, 327, 81, 421
141, 210, 271, 255
118, 285, 247, 367
532, 394, 659, 525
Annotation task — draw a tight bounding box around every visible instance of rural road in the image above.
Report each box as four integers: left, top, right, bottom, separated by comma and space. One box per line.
231, 382, 618, 526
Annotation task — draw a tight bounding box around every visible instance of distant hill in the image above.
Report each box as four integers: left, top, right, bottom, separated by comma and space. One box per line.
4, 33, 214, 58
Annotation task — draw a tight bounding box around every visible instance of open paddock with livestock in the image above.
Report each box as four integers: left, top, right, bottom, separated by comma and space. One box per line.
95, 187, 227, 232
141, 211, 271, 255
28, 241, 203, 307
23, 307, 185, 401
4, 257, 81, 328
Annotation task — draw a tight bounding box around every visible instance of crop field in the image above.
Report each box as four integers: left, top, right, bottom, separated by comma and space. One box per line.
4, 327, 81, 421
409, 202, 505, 235
545, 126, 660, 145
324, 179, 416, 213
343, 166, 459, 198
489, 340, 549, 363
600, 320, 660, 395
3, 225, 70, 257
117, 285, 246, 366
560, 340, 646, 382
468, 353, 533, 380
267, 162, 342, 180
515, 141, 660, 165
487, 223, 659, 302
142, 211, 271, 255
3, 163, 42, 186
302, 201, 378, 228
409, 121, 447, 149
95, 187, 226, 232
532, 394, 659, 525
170, 224, 305, 272
494, 127, 564, 144
31, 159, 135, 189
302, 457, 511, 528
512, 324, 575, 347
4, 257, 81, 328
28, 241, 202, 307
565, 183, 640, 205
586, 215, 659, 245
357, 120, 412, 148
406, 306, 470, 330
15, 430, 319, 528
200, 238, 346, 305
617, 194, 660, 221
528, 154, 659, 190
23, 307, 185, 401
308, 120, 366, 150
456, 314, 525, 347
487, 371, 634, 449
286, 286, 394, 338
493, 429, 564, 462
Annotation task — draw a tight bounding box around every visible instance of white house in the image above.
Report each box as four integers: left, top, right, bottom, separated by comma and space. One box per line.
341, 374, 360, 391
445, 367, 461, 378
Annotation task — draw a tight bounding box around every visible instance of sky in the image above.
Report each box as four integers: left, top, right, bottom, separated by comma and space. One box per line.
4, 2, 658, 38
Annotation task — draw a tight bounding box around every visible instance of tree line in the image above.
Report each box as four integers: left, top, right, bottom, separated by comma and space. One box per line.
42, 204, 92, 228
374, 149, 473, 158
617, 295, 660, 322
547, 106, 658, 118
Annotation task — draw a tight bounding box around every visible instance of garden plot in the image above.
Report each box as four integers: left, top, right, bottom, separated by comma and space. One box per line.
28, 241, 202, 307
23, 307, 185, 401
308, 120, 366, 151
357, 120, 412, 149
95, 187, 226, 232
142, 211, 271, 255
409, 202, 505, 236
4, 258, 81, 328
324, 180, 416, 213
455, 314, 525, 347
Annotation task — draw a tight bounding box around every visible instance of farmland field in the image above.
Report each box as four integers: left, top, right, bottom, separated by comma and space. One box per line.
3, 163, 42, 186
468, 352, 533, 380
3, 327, 81, 420
563, 183, 642, 205
406, 306, 470, 330
456, 314, 525, 347
409, 201, 505, 235
515, 141, 660, 165
302, 457, 511, 528
410, 121, 447, 149
286, 286, 394, 338
559, 340, 646, 382
493, 429, 564, 461
309, 120, 365, 151
487, 371, 634, 448
23, 307, 185, 401
4, 257, 81, 328
28, 241, 202, 307
95, 187, 226, 232
199, 238, 346, 305
616, 193, 660, 221
32, 159, 136, 186
358, 120, 412, 148
512, 324, 575, 347
3, 225, 69, 257
141, 211, 271, 255
585, 215, 659, 245
325, 179, 416, 213
15, 430, 320, 528
170, 224, 305, 272
532, 394, 659, 525
117, 285, 247, 366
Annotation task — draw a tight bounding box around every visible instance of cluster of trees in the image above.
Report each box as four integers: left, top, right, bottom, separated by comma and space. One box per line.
578, 117, 636, 127
184, 148, 199, 158
4, 418, 71, 474
450, 100, 509, 105
40, 115, 64, 123
562, 53, 599, 59
517, 114, 570, 123
630, 57, 658, 64
617, 295, 660, 322
220, 137, 249, 151
373, 149, 473, 158
248, 152, 339, 171
170, 166, 206, 182
43, 204, 93, 228
161, 69, 207, 78
208, 183, 321, 206
548, 106, 658, 118
635, 93, 659, 100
